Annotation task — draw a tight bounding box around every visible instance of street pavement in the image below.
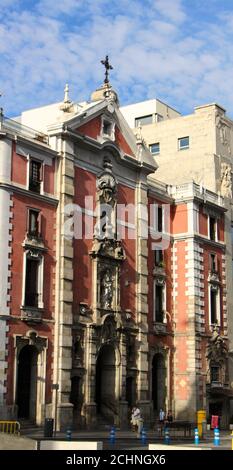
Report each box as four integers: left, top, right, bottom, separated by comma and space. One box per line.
0, 426, 230, 451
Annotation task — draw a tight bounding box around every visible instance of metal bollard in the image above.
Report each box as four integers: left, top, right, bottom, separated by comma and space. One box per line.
194, 428, 199, 445
164, 427, 170, 445
141, 427, 147, 445
231, 431, 233, 450
66, 428, 72, 441
214, 428, 220, 446
109, 426, 116, 445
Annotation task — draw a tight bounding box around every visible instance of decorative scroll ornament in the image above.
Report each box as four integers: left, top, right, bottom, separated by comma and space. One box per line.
90, 238, 125, 260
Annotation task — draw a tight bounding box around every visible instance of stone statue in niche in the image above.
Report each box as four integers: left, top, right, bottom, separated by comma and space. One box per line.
102, 318, 116, 343
115, 240, 125, 259
206, 325, 228, 363
220, 162, 232, 198
73, 336, 83, 367
101, 269, 113, 309
97, 158, 116, 204
91, 237, 102, 254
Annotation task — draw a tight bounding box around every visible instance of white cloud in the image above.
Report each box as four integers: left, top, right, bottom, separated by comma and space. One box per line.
1, 0, 233, 118
153, 0, 186, 24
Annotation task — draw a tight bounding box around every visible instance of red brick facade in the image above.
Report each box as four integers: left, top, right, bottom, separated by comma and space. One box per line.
0, 89, 230, 429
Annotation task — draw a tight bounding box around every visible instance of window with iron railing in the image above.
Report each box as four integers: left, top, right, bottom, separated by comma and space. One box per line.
29, 160, 42, 193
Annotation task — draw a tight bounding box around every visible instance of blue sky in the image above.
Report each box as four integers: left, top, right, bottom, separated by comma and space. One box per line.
1, 0, 233, 117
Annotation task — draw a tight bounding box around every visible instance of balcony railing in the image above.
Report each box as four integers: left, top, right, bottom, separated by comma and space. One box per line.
210, 381, 223, 388
29, 179, 41, 193
169, 182, 224, 207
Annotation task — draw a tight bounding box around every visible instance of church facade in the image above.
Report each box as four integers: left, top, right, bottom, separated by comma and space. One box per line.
0, 75, 231, 429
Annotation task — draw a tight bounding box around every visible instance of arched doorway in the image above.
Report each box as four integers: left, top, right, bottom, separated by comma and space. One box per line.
152, 353, 166, 413
95, 344, 116, 423
17, 345, 38, 420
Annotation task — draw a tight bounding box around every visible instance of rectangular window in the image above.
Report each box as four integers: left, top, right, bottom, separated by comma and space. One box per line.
25, 258, 39, 307
210, 253, 217, 272
155, 284, 164, 323
209, 216, 217, 241
154, 249, 164, 267
29, 160, 42, 193
149, 143, 160, 155
28, 209, 40, 237
103, 120, 112, 136
135, 114, 153, 127
210, 288, 217, 324
158, 206, 163, 232
178, 136, 189, 150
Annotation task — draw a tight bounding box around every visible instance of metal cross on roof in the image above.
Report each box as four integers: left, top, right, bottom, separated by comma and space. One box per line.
101, 55, 113, 84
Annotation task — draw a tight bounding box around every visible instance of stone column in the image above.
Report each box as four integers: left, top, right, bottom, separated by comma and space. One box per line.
135, 181, 150, 422
221, 198, 233, 418
83, 325, 97, 428
173, 236, 203, 421
118, 330, 128, 427
0, 137, 12, 419
53, 139, 74, 429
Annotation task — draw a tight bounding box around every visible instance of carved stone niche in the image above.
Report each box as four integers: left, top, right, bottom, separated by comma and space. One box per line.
72, 332, 84, 369
94, 157, 118, 241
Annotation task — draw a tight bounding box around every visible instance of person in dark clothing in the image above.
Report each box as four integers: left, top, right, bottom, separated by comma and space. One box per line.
166, 410, 173, 423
